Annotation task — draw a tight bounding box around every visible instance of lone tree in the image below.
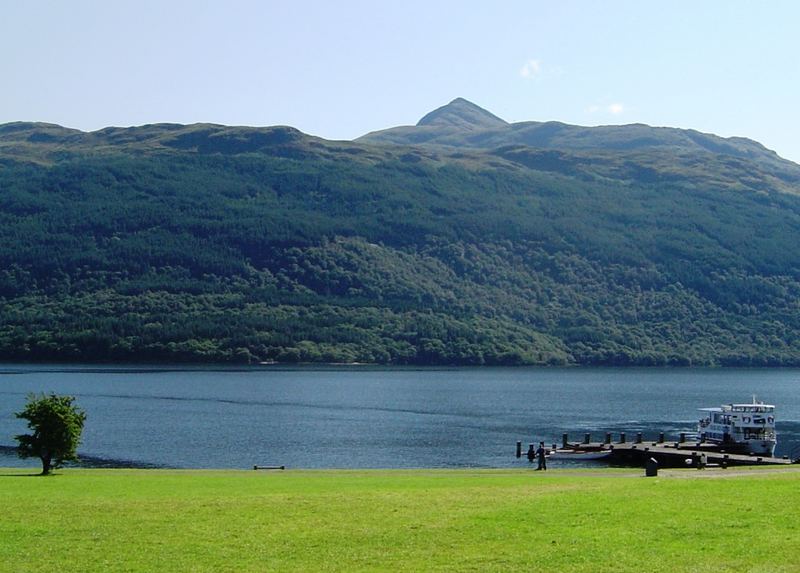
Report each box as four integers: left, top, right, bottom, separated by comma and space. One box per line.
15, 393, 86, 475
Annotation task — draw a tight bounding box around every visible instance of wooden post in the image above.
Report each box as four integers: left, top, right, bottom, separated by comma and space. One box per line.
584, 433, 591, 444
658, 432, 665, 443
679, 432, 686, 443
636, 432, 643, 444
527, 444, 536, 462
605, 432, 612, 444
619, 432, 626, 444
516, 441, 522, 458
562, 433, 569, 448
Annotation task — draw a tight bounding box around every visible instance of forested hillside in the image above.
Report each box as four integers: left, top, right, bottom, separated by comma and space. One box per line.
1, 100, 800, 365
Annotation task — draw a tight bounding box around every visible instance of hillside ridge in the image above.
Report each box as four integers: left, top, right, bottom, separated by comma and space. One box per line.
357, 98, 797, 178
1, 102, 800, 366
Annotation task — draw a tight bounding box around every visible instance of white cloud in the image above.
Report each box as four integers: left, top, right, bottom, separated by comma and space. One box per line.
519, 59, 541, 78
586, 102, 626, 115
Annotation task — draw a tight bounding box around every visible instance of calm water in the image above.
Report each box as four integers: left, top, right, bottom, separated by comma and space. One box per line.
1, 365, 799, 469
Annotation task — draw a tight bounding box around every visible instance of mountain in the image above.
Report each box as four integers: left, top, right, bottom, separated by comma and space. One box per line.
418, 97, 508, 129
359, 99, 799, 180
1, 101, 800, 366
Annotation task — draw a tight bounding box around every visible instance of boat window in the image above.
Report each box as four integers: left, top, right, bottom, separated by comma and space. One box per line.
743, 429, 765, 440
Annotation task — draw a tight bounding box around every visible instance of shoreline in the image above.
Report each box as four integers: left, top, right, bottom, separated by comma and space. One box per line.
4, 362, 800, 372
3, 465, 800, 477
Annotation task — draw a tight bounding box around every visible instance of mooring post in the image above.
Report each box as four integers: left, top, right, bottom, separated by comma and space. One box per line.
680, 432, 686, 443
658, 432, 665, 443
584, 433, 591, 444
562, 433, 569, 448
605, 432, 612, 444
619, 432, 626, 444
516, 441, 522, 458
636, 432, 643, 444
645, 457, 658, 477
527, 444, 536, 462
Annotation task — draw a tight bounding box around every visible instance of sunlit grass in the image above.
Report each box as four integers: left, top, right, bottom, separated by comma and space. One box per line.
1, 467, 798, 572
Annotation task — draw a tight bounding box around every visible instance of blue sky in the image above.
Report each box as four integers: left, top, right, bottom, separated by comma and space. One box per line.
3, 1, 799, 162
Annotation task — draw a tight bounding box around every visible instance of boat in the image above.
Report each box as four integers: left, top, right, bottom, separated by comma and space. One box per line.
547, 446, 612, 461
696, 396, 776, 456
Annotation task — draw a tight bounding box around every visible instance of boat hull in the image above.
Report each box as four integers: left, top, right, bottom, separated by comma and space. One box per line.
548, 449, 612, 461
700, 438, 776, 457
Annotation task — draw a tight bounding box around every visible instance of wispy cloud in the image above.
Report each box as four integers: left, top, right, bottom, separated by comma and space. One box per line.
519, 59, 542, 79
586, 103, 626, 115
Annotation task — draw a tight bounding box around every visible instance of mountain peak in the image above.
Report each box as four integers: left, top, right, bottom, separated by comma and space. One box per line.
417, 98, 507, 130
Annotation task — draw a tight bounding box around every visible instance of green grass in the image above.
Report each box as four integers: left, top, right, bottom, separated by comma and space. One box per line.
1, 467, 798, 572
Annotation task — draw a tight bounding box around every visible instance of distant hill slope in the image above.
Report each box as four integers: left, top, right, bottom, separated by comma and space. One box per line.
359, 99, 800, 182
1, 101, 800, 366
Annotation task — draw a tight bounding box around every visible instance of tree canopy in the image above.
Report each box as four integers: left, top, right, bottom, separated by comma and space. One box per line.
15, 393, 86, 475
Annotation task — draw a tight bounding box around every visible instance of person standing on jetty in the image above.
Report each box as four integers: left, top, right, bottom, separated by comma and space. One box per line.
536, 441, 547, 471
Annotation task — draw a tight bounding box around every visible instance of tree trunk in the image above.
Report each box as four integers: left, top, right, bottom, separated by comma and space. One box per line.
40, 452, 52, 475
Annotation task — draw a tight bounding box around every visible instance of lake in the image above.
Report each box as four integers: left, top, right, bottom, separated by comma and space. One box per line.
1, 365, 799, 469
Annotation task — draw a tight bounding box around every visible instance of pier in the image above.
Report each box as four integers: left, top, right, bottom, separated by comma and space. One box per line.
517, 433, 797, 468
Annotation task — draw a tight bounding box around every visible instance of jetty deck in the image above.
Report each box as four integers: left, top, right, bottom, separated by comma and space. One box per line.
518, 433, 796, 468
599, 441, 793, 468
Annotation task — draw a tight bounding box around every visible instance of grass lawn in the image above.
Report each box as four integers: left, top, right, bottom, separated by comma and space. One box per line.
1, 466, 798, 572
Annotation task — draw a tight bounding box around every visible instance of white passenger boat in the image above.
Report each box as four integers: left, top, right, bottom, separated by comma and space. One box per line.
697, 397, 776, 456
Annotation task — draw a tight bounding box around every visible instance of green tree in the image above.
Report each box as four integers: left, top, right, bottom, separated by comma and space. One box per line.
15, 393, 86, 475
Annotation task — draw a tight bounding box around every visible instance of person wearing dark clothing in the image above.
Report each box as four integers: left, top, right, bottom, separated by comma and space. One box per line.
536, 441, 547, 470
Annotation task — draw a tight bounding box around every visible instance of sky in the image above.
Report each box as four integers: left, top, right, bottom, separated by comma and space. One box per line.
2, 1, 799, 162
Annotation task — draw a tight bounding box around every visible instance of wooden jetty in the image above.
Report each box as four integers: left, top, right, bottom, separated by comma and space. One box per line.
517, 433, 797, 468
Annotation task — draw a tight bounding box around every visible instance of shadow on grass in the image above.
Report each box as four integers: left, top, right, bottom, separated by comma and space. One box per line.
2, 444, 163, 470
